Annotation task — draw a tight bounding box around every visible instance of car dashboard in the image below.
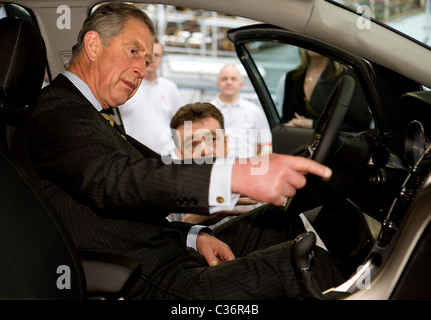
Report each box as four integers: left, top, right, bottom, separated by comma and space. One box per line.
339, 90, 431, 299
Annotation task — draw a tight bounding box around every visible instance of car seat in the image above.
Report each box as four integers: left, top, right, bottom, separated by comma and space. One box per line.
0, 17, 141, 299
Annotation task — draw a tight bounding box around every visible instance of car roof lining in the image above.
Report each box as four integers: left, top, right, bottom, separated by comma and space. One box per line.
13, 0, 431, 87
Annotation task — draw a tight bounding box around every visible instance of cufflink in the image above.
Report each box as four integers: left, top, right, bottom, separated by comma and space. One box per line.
216, 196, 225, 204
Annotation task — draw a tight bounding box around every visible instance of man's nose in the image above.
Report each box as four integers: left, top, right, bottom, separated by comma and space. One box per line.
200, 141, 208, 157
134, 58, 147, 78
200, 138, 213, 158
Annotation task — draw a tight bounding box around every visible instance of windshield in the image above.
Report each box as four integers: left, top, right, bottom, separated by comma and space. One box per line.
332, 0, 431, 48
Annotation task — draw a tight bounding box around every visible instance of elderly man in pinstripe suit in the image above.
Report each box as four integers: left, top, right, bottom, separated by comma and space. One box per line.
12, 3, 344, 299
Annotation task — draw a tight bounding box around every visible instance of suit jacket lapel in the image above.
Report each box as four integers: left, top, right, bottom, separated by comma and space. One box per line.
99, 108, 160, 159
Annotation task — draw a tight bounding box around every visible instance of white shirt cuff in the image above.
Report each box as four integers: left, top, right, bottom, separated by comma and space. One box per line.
187, 225, 214, 250
208, 157, 240, 214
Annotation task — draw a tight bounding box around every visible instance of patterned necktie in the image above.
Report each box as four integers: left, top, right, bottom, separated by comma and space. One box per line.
100, 112, 127, 140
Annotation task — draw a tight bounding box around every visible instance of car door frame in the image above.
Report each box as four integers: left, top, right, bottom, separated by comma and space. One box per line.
227, 24, 386, 156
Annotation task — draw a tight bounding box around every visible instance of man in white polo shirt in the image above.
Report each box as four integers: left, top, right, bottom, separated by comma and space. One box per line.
211, 64, 272, 158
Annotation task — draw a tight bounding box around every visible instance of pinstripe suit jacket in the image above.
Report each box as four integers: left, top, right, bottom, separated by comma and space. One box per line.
11, 75, 347, 299
12, 74, 214, 274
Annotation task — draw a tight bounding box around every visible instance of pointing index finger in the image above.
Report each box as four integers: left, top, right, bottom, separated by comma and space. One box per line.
292, 156, 333, 180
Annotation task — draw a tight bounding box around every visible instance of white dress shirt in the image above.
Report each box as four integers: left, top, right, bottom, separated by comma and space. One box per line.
62, 71, 238, 249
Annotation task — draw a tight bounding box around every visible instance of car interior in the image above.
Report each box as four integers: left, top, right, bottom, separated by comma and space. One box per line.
227, 21, 431, 299
1, 0, 431, 300
0, 15, 142, 300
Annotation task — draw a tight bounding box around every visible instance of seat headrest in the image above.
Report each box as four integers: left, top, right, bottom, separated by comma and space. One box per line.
0, 18, 47, 107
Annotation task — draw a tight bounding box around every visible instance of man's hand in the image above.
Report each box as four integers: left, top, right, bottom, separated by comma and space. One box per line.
231, 153, 332, 206
196, 232, 235, 266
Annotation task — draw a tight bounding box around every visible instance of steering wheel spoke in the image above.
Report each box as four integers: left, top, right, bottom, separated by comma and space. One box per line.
305, 75, 355, 164
305, 136, 320, 158
284, 75, 355, 212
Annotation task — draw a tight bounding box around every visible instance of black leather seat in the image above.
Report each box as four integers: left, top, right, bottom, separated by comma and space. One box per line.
0, 17, 45, 149
0, 17, 141, 299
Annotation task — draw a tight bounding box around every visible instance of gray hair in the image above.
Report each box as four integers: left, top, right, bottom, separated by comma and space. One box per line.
69, 3, 155, 65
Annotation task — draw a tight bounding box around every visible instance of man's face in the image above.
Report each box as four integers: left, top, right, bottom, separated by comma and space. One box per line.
94, 18, 154, 108
216, 65, 244, 98
146, 42, 163, 76
175, 117, 228, 160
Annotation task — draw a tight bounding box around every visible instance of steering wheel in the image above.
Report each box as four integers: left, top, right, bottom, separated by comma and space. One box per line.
304, 74, 355, 164
284, 75, 355, 211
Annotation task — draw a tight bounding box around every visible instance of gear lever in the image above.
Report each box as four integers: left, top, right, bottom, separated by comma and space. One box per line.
291, 232, 324, 299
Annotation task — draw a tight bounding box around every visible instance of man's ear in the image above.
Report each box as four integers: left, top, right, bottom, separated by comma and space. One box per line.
83, 31, 101, 62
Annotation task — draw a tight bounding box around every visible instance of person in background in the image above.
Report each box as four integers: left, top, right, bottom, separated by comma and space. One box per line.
120, 38, 182, 156
210, 64, 272, 158
168, 102, 260, 227
281, 49, 371, 132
